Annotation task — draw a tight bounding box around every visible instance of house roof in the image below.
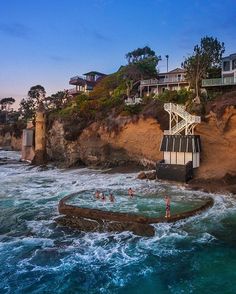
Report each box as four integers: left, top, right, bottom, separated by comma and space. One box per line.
222, 53, 236, 60
159, 68, 186, 75
83, 71, 106, 76
160, 135, 201, 153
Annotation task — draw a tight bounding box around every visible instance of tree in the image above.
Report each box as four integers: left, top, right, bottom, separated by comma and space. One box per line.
122, 46, 161, 97
19, 85, 46, 120
0, 97, 15, 111
125, 46, 157, 63
0, 97, 15, 123
45, 91, 69, 110
19, 97, 36, 121
182, 36, 225, 104
28, 85, 46, 104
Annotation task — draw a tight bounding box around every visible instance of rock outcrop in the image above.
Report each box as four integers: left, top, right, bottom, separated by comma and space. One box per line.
47, 105, 236, 183
195, 106, 236, 179
47, 117, 163, 168
0, 132, 22, 150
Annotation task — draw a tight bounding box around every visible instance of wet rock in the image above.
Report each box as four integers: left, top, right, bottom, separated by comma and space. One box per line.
146, 171, 156, 180
137, 171, 156, 180
137, 171, 146, 179
56, 216, 155, 237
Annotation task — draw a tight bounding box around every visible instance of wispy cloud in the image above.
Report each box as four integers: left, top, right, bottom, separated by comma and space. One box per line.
74, 25, 112, 43
0, 22, 32, 39
49, 55, 68, 62
92, 29, 111, 42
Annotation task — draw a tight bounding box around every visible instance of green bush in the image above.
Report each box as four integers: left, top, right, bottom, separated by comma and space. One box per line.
124, 104, 142, 115
157, 88, 192, 104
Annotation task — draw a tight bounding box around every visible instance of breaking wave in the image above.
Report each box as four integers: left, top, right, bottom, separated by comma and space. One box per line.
0, 151, 236, 293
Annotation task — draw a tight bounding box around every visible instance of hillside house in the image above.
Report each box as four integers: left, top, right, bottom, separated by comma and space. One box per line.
140, 68, 189, 97
202, 53, 236, 88
68, 71, 106, 95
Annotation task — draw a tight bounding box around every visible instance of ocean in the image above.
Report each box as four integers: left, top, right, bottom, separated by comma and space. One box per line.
0, 151, 236, 294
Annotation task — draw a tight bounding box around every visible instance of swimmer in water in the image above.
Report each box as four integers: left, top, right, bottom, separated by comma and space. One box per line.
95, 190, 100, 199
101, 193, 106, 201
109, 193, 115, 203
128, 188, 135, 198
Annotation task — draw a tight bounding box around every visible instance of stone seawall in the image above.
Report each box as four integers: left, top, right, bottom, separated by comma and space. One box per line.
57, 193, 214, 237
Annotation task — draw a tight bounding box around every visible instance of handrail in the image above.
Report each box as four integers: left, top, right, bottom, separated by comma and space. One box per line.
140, 77, 186, 86
164, 103, 201, 123
164, 103, 201, 135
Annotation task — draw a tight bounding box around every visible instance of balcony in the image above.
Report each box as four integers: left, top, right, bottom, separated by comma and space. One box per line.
69, 75, 86, 85
140, 77, 186, 86
202, 76, 236, 87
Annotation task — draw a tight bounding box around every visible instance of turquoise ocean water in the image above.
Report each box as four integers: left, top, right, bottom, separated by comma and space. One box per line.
0, 151, 236, 294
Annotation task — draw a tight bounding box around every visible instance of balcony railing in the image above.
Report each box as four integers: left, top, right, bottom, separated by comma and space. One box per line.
140, 77, 186, 86
202, 76, 236, 87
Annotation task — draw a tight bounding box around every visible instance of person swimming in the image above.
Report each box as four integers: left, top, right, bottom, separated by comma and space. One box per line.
128, 188, 135, 198
101, 193, 106, 201
109, 193, 115, 203
95, 190, 100, 199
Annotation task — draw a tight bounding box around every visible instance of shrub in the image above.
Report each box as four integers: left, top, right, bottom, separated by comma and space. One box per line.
157, 88, 192, 104
124, 104, 142, 115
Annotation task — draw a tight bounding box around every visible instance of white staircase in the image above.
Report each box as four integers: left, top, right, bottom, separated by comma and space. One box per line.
164, 103, 201, 135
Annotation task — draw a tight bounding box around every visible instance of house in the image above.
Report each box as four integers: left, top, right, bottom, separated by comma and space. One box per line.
202, 53, 236, 88
68, 71, 106, 95
140, 68, 189, 97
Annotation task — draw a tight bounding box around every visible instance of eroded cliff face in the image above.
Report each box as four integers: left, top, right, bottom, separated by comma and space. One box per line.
47, 107, 236, 180
195, 106, 236, 179
47, 117, 163, 168
0, 132, 22, 151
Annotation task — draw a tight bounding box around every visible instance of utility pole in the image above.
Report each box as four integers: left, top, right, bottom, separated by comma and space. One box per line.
165, 55, 169, 72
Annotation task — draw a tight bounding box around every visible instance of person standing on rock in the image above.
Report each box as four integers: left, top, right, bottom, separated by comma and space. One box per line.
165, 195, 171, 218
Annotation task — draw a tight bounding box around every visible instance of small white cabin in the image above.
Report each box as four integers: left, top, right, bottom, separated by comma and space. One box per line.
160, 135, 201, 168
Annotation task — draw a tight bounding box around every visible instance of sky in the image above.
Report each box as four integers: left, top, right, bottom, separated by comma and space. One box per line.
0, 0, 236, 108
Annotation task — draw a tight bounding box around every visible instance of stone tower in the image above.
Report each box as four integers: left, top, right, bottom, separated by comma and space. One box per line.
33, 102, 46, 165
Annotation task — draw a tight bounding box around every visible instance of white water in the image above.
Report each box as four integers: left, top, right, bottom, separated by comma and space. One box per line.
0, 151, 236, 294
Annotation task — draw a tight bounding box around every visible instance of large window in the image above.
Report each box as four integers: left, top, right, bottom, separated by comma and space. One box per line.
232, 59, 236, 70
223, 61, 230, 71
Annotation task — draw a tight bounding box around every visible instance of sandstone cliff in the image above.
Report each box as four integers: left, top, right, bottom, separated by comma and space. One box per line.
195, 106, 236, 179
47, 117, 163, 167
0, 132, 22, 151
47, 105, 236, 181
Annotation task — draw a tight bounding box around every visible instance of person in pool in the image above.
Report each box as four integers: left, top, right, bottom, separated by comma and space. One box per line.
128, 188, 135, 198
95, 190, 100, 199
165, 195, 171, 218
109, 193, 115, 203
101, 193, 106, 201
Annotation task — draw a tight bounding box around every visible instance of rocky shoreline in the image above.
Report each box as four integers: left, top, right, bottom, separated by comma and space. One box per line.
187, 173, 236, 195
137, 170, 236, 195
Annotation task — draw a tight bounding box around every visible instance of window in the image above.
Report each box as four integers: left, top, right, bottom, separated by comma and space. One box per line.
232, 59, 236, 70
223, 61, 230, 71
